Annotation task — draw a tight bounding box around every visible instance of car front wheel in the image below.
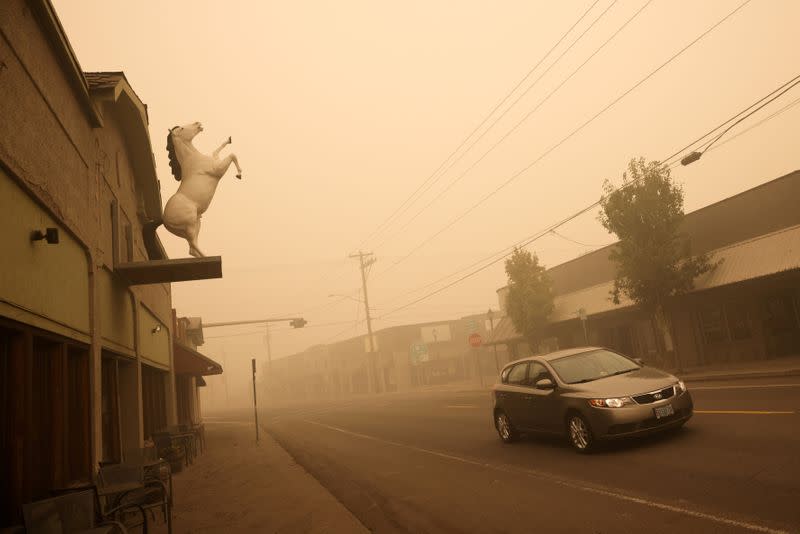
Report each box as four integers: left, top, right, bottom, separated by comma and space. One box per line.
495, 411, 516, 443
566, 413, 594, 453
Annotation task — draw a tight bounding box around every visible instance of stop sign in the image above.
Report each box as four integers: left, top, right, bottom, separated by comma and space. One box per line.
468, 333, 482, 348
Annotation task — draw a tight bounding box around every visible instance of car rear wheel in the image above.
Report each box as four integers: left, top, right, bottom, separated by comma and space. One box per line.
495, 411, 516, 443
566, 413, 594, 453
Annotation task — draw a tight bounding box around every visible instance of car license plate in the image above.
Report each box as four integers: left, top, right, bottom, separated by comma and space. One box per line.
654, 404, 674, 419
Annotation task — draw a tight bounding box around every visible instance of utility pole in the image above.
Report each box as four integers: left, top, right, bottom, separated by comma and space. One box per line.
264, 323, 272, 403
349, 251, 379, 394
251, 358, 259, 444
203, 317, 307, 430
488, 308, 500, 372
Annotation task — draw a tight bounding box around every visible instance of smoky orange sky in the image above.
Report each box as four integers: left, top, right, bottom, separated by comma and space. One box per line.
55, 0, 800, 374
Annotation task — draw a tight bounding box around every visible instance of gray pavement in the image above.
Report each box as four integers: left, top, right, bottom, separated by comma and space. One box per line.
263, 376, 800, 533
153, 421, 369, 533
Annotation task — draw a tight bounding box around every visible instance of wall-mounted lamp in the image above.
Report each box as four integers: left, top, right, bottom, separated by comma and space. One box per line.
151, 325, 162, 334
31, 228, 59, 244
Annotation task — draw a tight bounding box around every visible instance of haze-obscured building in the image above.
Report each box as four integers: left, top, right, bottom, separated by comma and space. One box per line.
267, 313, 501, 401
486, 170, 800, 369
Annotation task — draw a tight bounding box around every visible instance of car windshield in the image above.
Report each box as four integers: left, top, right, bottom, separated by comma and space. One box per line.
549, 349, 640, 384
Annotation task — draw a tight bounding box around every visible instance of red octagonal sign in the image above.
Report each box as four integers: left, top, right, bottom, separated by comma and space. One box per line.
468, 333, 482, 348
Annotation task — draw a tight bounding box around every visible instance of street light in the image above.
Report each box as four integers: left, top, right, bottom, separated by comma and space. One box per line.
680, 151, 702, 166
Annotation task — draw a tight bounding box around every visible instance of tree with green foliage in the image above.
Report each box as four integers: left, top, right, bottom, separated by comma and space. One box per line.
504, 247, 554, 353
599, 158, 716, 368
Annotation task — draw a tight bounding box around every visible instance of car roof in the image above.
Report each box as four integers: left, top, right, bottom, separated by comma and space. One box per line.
502, 346, 604, 369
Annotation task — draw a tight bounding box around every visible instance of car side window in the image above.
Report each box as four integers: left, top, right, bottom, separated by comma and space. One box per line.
505, 363, 528, 385
500, 366, 512, 383
528, 362, 552, 388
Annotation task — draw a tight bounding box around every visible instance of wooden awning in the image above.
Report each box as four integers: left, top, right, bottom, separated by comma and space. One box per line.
174, 342, 223, 376
116, 257, 222, 285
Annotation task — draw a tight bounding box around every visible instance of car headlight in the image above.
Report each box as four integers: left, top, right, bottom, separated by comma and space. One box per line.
676, 380, 686, 394
589, 397, 633, 408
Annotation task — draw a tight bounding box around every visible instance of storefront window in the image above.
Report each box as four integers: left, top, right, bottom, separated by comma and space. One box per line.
765, 294, 799, 332
699, 307, 728, 344
725, 304, 752, 341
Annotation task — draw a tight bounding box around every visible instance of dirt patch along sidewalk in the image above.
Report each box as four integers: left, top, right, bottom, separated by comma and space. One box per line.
154, 420, 369, 533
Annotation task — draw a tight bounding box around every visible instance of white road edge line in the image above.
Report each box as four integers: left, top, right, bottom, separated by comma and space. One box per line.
303, 420, 788, 534
690, 383, 800, 391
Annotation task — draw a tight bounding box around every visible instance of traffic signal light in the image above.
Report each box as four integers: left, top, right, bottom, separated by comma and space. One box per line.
290, 318, 307, 328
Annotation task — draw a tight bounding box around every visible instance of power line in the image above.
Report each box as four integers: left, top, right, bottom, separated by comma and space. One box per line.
380, 94, 790, 321
379, 56, 800, 321
354, 1, 604, 250
304, 67, 800, 343
374, 0, 644, 252
693, 77, 800, 155
377, 0, 752, 276
660, 73, 800, 166
549, 229, 608, 248
706, 93, 800, 152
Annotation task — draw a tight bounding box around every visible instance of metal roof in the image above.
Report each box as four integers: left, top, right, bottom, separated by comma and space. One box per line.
693, 224, 800, 289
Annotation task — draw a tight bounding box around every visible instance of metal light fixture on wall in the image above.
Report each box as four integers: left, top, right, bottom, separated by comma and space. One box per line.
30, 228, 59, 244
151, 325, 162, 334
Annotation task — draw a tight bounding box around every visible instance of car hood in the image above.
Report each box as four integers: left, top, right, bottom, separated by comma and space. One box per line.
566, 367, 677, 397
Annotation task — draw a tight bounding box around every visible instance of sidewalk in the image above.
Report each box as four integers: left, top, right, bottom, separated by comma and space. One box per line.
153, 421, 369, 534
672, 354, 800, 382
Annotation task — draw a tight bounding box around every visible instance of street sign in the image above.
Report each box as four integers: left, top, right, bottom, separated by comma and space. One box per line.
468, 333, 482, 348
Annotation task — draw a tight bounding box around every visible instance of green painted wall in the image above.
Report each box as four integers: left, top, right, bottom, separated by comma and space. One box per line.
97, 267, 135, 353
137, 303, 170, 368
0, 171, 90, 335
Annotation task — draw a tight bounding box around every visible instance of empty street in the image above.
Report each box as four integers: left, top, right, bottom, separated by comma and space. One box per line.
262, 377, 800, 534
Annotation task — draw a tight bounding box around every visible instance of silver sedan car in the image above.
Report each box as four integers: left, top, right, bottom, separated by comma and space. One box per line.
492, 347, 693, 452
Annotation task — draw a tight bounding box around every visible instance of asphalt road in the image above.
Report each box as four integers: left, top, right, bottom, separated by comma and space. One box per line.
262, 376, 800, 534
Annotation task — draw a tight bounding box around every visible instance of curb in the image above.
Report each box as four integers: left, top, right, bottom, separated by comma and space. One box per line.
680, 368, 800, 383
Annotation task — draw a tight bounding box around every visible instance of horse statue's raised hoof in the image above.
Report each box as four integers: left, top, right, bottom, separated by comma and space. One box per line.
161, 121, 244, 257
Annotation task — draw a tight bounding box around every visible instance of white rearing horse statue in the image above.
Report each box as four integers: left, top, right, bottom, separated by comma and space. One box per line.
161, 122, 242, 257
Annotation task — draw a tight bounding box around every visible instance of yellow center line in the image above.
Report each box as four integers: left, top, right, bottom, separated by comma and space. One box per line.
445, 405, 478, 409
694, 410, 795, 415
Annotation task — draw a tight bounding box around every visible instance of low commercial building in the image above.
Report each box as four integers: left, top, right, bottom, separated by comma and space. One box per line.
486, 170, 800, 369
269, 314, 501, 401
0, 0, 222, 526
173, 313, 223, 428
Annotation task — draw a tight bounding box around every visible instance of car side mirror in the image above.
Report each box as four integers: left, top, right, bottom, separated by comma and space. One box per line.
633, 358, 644, 366
535, 378, 555, 390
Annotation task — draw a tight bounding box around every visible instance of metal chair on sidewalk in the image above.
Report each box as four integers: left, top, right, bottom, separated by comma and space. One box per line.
190, 422, 206, 454
154, 426, 198, 467
22, 488, 146, 533
97, 464, 171, 534
121, 447, 174, 504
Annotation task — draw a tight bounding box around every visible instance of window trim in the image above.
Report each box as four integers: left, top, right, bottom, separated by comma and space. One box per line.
502, 361, 529, 386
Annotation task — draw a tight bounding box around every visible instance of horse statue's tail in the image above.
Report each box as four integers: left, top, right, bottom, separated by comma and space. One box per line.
143, 217, 163, 234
